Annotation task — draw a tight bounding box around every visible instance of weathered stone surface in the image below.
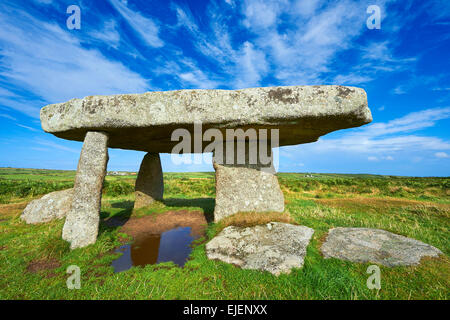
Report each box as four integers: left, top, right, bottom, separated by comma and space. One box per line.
206, 222, 314, 275
213, 158, 284, 221
62, 131, 109, 249
40, 86, 372, 153
321, 227, 442, 267
134, 152, 164, 209
213, 145, 284, 221
21, 189, 73, 224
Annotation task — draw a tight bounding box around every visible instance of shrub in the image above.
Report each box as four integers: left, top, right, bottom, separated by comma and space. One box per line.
103, 180, 134, 197
0, 179, 73, 202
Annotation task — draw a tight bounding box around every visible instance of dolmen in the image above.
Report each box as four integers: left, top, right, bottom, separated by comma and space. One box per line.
40, 85, 372, 248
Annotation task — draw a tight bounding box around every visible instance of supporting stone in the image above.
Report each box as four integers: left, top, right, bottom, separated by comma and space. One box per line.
134, 152, 163, 209
62, 131, 109, 249
213, 145, 284, 222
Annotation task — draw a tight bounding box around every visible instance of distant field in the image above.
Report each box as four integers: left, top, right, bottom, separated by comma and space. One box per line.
0, 167, 448, 299
1, 167, 448, 204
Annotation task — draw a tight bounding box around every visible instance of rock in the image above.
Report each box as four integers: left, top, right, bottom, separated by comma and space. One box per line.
21, 189, 73, 224
134, 152, 164, 209
321, 227, 442, 267
206, 222, 314, 275
213, 144, 284, 221
40, 85, 372, 248
40, 86, 372, 153
213, 158, 284, 222
62, 131, 109, 249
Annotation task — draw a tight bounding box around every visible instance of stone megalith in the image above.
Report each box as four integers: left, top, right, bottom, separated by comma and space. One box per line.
40, 85, 372, 248
212, 145, 284, 221
62, 131, 109, 249
134, 152, 164, 209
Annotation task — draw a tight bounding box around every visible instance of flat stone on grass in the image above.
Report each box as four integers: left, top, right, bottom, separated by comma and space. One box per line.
321, 227, 442, 267
206, 222, 314, 275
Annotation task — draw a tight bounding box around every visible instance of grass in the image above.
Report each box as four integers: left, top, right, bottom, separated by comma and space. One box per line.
0, 168, 448, 299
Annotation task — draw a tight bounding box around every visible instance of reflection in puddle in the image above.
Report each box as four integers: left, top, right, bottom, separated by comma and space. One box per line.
111, 227, 198, 272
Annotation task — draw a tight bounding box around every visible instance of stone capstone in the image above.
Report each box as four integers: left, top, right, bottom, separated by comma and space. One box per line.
134, 152, 164, 209
206, 222, 314, 275
321, 227, 442, 267
40, 86, 372, 153
20, 188, 73, 224
62, 131, 109, 249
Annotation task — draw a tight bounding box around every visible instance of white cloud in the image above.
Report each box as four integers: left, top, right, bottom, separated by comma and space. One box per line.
278, 105, 450, 175
361, 41, 415, 65
0, 97, 42, 118
334, 74, 373, 85
0, 6, 149, 117
391, 75, 440, 95
363, 107, 450, 137
179, 71, 219, 89
306, 106, 450, 154
172, 4, 269, 89
435, 152, 449, 158
239, 0, 379, 85
34, 138, 79, 154
89, 20, 121, 48
234, 42, 268, 88
0, 88, 17, 97
293, 0, 321, 17
173, 4, 199, 33
155, 57, 220, 89
242, 0, 281, 30
392, 86, 406, 95
0, 113, 16, 121
318, 133, 450, 154
16, 124, 40, 132
224, 0, 236, 7
108, 0, 163, 48
168, 0, 418, 89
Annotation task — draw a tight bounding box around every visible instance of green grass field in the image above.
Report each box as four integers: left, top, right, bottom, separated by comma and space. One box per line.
0, 167, 448, 299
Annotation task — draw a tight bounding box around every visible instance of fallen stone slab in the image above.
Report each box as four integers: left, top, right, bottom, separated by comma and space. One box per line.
62, 131, 109, 249
321, 227, 443, 267
21, 188, 73, 224
40, 86, 372, 153
206, 222, 314, 275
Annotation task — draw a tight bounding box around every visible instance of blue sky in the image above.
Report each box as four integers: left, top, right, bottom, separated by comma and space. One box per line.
0, 0, 449, 176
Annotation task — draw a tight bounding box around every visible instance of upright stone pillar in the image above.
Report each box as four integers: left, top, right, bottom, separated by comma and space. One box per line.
213, 143, 284, 222
134, 152, 163, 209
62, 131, 109, 249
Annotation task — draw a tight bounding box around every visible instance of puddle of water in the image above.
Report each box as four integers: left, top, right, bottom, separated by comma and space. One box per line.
111, 226, 198, 272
